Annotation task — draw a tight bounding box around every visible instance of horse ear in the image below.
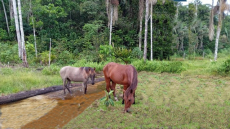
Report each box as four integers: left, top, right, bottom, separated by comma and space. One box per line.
94, 67, 96, 70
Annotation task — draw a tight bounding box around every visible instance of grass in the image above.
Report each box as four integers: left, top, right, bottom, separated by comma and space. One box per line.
0, 67, 61, 95
63, 71, 230, 129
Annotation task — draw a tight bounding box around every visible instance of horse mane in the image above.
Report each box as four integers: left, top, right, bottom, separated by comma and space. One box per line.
125, 65, 138, 97
80, 67, 91, 74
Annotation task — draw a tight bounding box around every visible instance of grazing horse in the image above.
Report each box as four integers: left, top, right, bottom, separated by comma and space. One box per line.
103, 62, 138, 112
60, 66, 96, 95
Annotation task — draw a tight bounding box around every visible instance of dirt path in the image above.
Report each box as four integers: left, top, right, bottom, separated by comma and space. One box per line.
0, 81, 106, 129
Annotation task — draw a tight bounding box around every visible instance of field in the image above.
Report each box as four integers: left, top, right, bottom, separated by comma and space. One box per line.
64, 72, 230, 128
1, 57, 230, 128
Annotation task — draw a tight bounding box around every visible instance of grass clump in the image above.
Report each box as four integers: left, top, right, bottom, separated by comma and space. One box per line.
0, 68, 61, 95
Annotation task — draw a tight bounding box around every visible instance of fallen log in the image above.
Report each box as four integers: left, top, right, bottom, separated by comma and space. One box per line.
0, 77, 105, 105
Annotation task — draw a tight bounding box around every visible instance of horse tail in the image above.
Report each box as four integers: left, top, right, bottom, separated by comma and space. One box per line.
125, 65, 138, 97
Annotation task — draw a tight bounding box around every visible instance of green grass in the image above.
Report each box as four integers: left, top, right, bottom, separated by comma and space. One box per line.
63, 71, 230, 128
0, 67, 61, 95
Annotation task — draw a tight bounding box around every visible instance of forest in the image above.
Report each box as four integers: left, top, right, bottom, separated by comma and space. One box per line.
0, 0, 229, 66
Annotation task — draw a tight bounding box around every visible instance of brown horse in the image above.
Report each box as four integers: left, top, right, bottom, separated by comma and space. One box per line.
60, 66, 96, 94
103, 62, 138, 112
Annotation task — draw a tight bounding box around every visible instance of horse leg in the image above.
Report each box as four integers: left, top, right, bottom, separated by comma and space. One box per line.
122, 85, 128, 104
66, 79, 72, 94
84, 81, 87, 94
133, 91, 136, 104
105, 77, 111, 98
63, 79, 67, 95
111, 82, 118, 101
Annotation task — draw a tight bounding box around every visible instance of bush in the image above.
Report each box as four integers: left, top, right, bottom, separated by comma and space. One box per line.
131, 47, 143, 59
0, 43, 21, 64
42, 65, 61, 75
131, 60, 186, 73
215, 58, 230, 75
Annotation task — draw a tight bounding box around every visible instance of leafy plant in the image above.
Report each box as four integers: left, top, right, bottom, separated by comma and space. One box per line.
113, 47, 132, 64
100, 90, 114, 107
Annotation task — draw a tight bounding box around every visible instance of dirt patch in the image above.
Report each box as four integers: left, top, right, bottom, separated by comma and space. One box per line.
0, 77, 105, 104
0, 81, 106, 129
0, 95, 57, 129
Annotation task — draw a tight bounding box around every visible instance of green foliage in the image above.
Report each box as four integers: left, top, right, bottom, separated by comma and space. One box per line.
42, 65, 60, 75
131, 47, 143, 59
113, 47, 132, 64
213, 58, 230, 75
0, 43, 21, 64
0, 28, 8, 40
99, 45, 113, 61
131, 60, 186, 73
100, 90, 114, 107
38, 51, 56, 65
55, 50, 75, 65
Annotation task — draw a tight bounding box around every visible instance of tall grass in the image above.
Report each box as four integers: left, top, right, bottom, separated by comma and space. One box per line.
0, 68, 61, 95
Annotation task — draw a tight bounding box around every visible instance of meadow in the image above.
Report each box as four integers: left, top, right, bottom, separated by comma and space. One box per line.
64, 71, 230, 128
1, 55, 230, 128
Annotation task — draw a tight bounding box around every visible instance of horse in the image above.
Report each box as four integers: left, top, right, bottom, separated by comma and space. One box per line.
103, 62, 138, 112
59, 66, 96, 95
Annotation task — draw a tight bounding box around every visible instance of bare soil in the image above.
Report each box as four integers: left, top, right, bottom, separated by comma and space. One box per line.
0, 81, 106, 129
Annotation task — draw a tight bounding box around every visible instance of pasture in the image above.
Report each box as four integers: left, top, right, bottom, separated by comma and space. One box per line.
1, 58, 230, 128
64, 72, 230, 128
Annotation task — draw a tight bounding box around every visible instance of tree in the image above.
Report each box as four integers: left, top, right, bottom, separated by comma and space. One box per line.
138, 0, 144, 50
106, 0, 119, 46
143, 0, 149, 61
12, 0, 22, 58
18, 0, 28, 67
1, 0, 10, 35
214, 0, 230, 61
150, 0, 157, 61
30, 0, 37, 58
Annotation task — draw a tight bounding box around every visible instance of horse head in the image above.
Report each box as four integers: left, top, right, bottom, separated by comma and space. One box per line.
89, 67, 96, 85
124, 89, 135, 112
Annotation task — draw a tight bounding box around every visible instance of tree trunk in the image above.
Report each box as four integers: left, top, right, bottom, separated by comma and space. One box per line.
9, 0, 14, 24
18, 0, 28, 67
214, 0, 223, 61
143, 0, 149, 61
150, 1, 153, 61
12, 0, 22, 58
49, 38, 51, 66
109, 5, 113, 46
138, 0, 144, 50
209, 0, 214, 41
30, 0, 37, 58
1, 0, 10, 35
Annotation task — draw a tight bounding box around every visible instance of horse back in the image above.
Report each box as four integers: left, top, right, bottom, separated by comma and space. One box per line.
60, 66, 86, 81
103, 62, 134, 85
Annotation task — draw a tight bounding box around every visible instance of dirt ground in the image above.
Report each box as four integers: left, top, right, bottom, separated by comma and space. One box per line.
0, 81, 106, 129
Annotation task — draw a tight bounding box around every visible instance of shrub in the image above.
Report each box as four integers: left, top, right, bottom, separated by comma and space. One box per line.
131, 60, 185, 73
42, 65, 60, 75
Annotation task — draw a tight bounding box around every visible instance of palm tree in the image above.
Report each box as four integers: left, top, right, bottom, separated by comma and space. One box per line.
150, 0, 157, 61
12, 0, 22, 58
1, 0, 10, 35
106, 0, 119, 46
209, 0, 230, 61
138, 0, 144, 50
143, 0, 149, 61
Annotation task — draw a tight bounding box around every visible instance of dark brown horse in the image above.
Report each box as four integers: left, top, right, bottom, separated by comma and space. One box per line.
60, 66, 96, 94
103, 62, 138, 112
